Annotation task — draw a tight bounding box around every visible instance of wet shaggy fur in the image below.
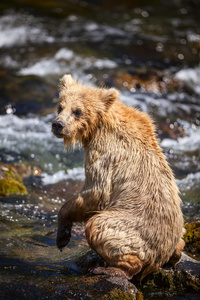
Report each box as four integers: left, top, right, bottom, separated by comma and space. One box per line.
52, 74, 185, 280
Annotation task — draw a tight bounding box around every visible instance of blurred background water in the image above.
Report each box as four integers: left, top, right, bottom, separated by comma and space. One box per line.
0, 0, 200, 299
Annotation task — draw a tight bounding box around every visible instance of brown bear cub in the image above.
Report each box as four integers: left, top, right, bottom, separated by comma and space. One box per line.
52, 74, 185, 280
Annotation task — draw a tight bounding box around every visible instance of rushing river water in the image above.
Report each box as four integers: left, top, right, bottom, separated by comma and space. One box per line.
0, 1, 200, 299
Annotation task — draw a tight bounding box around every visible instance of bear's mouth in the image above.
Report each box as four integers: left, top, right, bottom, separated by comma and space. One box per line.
52, 130, 65, 139
52, 127, 71, 139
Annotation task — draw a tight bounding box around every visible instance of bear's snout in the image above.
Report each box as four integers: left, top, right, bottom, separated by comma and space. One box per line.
52, 120, 65, 137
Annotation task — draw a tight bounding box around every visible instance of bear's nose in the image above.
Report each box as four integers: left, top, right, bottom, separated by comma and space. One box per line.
52, 120, 65, 133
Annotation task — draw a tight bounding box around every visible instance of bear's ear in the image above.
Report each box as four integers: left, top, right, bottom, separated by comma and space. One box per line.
59, 74, 76, 90
102, 88, 119, 109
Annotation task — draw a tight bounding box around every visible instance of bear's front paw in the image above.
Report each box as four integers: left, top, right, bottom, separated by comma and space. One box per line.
56, 226, 71, 251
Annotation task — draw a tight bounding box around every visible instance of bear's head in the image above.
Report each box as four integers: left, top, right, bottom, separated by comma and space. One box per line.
52, 74, 119, 147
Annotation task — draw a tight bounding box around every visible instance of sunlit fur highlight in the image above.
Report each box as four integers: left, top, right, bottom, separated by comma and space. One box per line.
53, 74, 185, 281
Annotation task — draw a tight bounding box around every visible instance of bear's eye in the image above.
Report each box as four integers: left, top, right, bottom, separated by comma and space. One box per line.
57, 105, 62, 114
73, 109, 83, 120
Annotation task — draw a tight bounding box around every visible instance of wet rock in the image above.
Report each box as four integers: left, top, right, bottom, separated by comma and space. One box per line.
36, 275, 139, 300
1, 249, 199, 300
105, 277, 139, 298
112, 70, 193, 94
184, 222, 200, 260
142, 252, 200, 298
1, 274, 139, 300
178, 252, 200, 277
14, 163, 43, 188
0, 71, 57, 116
50, 249, 199, 299
157, 120, 185, 140
0, 162, 28, 197
73, 250, 199, 299
14, 163, 42, 179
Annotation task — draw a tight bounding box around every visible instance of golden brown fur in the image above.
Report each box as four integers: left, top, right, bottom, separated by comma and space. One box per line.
52, 74, 184, 280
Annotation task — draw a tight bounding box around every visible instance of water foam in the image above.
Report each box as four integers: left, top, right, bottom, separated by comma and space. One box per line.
160, 123, 200, 153
0, 12, 54, 48
42, 167, 85, 185
175, 65, 200, 95
0, 113, 62, 162
19, 48, 117, 76
176, 172, 200, 191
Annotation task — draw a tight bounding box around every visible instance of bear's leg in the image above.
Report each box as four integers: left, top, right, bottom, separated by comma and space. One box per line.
57, 194, 90, 250
85, 213, 143, 279
167, 238, 185, 266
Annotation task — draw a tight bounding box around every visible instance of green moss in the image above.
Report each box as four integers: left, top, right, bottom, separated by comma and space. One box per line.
136, 291, 144, 300
143, 269, 176, 293
155, 270, 175, 289
185, 279, 200, 292
5, 170, 16, 179
103, 289, 135, 300
184, 222, 200, 260
0, 178, 28, 197
143, 267, 200, 296
0, 163, 28, 197
173, 270, 200, 293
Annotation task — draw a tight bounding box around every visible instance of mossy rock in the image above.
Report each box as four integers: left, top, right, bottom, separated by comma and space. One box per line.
142, 269, 176, 293
142, 267, 200, 296
0, 162, 28, 197
103, 288, 136, 299
142, 251, 200, 296
184, 222, 200, 260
